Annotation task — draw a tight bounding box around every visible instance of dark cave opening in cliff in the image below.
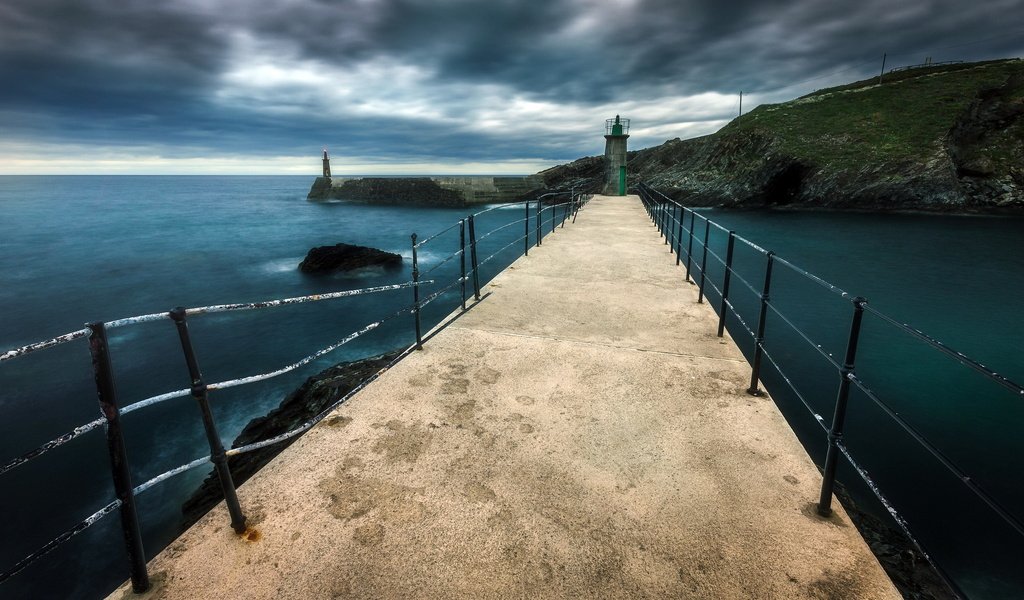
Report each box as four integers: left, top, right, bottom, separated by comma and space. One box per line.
764, 163, 808, 206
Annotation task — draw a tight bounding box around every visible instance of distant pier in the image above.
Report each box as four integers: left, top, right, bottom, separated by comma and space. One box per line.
112, 195, 898, 599
307, 175, 546, 206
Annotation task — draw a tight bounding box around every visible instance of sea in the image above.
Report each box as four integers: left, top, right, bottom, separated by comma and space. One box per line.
0, 176, 1021, 599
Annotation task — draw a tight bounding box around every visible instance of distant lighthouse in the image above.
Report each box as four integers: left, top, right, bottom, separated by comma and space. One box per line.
604, 115, 629, 196
322, 148, 332, 178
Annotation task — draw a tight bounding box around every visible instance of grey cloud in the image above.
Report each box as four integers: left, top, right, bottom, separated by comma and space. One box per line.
1, 0, 1022, 167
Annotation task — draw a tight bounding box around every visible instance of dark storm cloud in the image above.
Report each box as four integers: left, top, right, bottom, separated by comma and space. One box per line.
1, 0, 1022, 169
260, 0, 1024, 97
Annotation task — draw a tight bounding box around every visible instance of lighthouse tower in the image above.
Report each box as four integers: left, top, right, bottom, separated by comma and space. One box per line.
603, 115, 629, 196
322, 148, 332, 178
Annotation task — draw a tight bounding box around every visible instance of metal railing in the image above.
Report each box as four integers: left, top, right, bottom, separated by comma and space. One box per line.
0, 192, 592, 594
889, 60, 964, 73
636, 181, 1024, 600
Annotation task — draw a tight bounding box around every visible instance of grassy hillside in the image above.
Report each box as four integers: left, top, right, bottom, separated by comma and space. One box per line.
722, 59, 1022, 167
542, 58, 1024, 212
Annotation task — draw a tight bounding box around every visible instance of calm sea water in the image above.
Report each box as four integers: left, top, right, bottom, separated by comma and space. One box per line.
0, 176, 541, 599
685, 208, 1024, 599
0, 177, 1021, 598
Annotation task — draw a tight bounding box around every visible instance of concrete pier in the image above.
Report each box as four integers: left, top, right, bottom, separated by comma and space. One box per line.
112, 196, 899, 599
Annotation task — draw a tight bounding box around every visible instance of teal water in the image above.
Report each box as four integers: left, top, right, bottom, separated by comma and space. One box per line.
0, 178, 1021, 598
677, 208, 1024, 599
0, 176, 543, 599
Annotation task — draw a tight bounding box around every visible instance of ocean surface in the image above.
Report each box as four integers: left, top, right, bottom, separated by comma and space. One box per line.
674, 207, 1024, 599
0, 176, 1021, 599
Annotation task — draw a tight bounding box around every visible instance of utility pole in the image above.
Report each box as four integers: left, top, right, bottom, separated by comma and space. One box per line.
739, 91, 743, 117
878, 53, 887, 85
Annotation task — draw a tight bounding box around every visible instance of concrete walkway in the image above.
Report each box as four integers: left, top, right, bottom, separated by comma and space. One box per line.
113, 196, 899, 599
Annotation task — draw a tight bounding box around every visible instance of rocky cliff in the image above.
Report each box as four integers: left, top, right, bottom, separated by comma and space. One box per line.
542, 58, 1024, 213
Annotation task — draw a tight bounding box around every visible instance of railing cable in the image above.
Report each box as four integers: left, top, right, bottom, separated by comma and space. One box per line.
0, 500, 121, 584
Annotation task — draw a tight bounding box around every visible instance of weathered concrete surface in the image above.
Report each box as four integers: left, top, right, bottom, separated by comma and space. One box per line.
111, 196, 899, 600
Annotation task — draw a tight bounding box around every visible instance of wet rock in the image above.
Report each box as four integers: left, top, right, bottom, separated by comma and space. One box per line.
833, 484, 954, 600
298, 243, 402, 274
181, 349, 404, 529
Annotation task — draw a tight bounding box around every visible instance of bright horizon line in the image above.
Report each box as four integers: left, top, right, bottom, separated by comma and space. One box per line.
0, 151, 566, 177
0, 172, 545, 176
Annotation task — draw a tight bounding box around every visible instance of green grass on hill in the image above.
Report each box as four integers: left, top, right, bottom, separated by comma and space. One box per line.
719, 59, 1023, 169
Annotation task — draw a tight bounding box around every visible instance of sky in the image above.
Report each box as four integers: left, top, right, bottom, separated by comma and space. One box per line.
1, 0, 1022, 175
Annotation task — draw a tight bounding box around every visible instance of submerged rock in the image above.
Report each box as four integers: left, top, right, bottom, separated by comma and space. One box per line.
181, 349, 404, 529
298, 243, 402, 274
833, 484, 953, 600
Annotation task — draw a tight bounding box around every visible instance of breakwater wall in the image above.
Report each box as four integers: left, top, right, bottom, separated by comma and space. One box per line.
307, 175, 546, 206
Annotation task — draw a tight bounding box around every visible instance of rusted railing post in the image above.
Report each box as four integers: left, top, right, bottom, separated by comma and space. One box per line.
818, 297, 867, 516
717, 231, 736, 337
747, 252, 775, 396
169, 309, 247, 534
410, 234, 423, 349
88, 322, 150, 593
697, 219, 711, 303
468, 214, 481, 300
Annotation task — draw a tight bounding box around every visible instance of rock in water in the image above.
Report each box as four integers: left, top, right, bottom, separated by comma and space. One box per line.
181, 349, 404, 529
298, 243, 402, 273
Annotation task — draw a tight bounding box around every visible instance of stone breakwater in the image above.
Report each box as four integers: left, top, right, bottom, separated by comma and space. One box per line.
307, 175, 546, 206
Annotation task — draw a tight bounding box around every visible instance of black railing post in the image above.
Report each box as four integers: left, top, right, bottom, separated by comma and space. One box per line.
468, 214, 481, 300
685, 211, 695, 282
697, 219, 711, 303
552, 200, 557, 234
670, 203, 679, 253
663, 200, 671, 242
747, 252, 775, 396
535, 199, 542, 246
459, 219, 467, 310
87, 322, 149, 593
717, 231, 737, 337
818, 296, 868, 516
675, 206, 685, 265
524, 201, 530, 256
572, 193, 580, 224
169, 309, 247, 534
659, 199, 667, 239
562, 189, 572, 228
410, 234, 423, 349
